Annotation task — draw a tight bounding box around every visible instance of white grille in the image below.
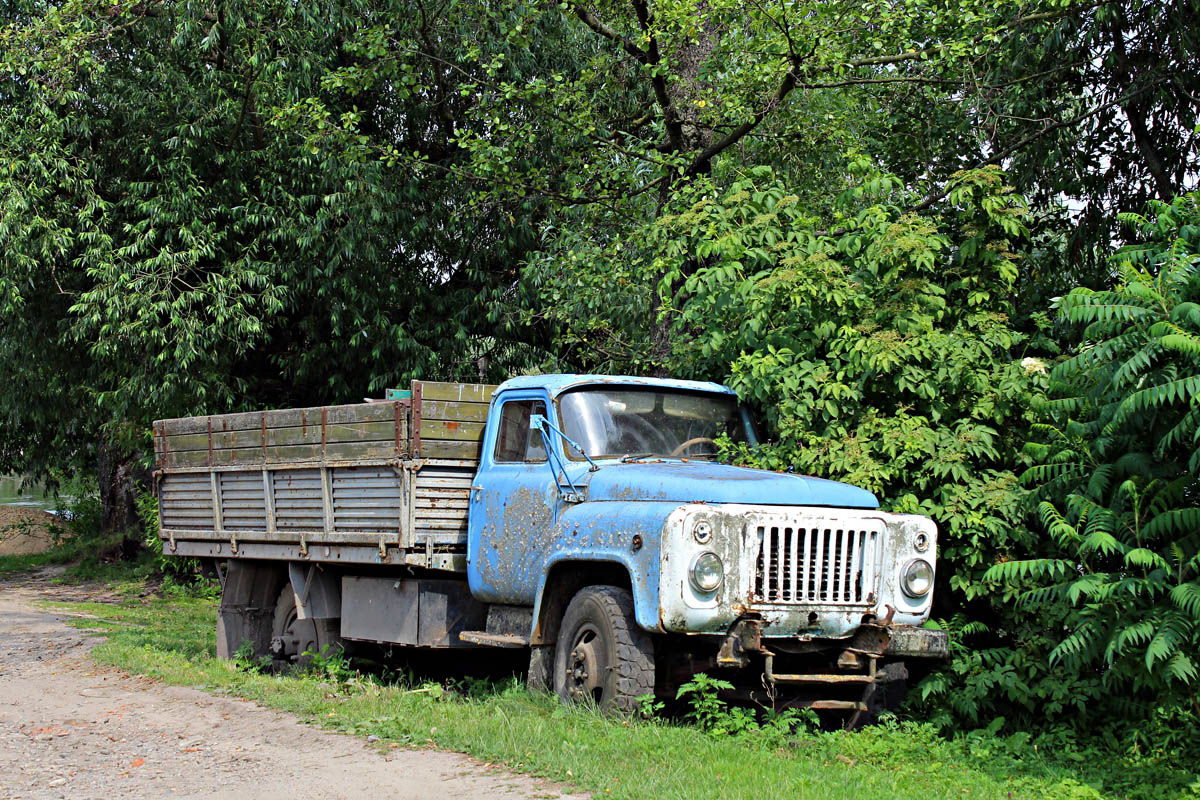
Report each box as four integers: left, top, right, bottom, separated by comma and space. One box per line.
750, 521, 881, 605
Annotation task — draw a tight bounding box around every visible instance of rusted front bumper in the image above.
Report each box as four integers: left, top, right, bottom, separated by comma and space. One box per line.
710, 618, 948, 716
716, 616, 948, 670
884, 625, 949, 659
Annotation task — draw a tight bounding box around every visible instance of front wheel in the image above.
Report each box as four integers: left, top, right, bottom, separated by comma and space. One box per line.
553, 586, 655, 713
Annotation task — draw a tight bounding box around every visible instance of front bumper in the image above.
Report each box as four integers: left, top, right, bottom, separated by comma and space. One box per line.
708, 618, 948, 714
885, 625, 949, 659
716, 616, 949, 671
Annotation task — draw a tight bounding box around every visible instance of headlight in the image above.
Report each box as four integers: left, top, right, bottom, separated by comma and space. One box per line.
901, 559, 934, 598
689, 551, 723, 593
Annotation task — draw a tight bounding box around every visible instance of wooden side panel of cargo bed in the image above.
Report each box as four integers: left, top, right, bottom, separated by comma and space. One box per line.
155, 401, 409, 469
153, 380, 498, 555
410, 381, 496, 460
411, 464, 474, 546
157, 464, 407, 546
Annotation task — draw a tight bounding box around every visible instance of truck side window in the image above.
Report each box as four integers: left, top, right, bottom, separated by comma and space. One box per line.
494, 400, 548, 463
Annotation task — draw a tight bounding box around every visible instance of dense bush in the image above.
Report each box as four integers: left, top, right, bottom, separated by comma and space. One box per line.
988, 193, 1200, 702
659, 163, 1049, 608
910, 195, 1200, 750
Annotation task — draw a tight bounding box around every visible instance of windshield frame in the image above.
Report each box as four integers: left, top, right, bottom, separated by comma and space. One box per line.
553, 385, 758, 462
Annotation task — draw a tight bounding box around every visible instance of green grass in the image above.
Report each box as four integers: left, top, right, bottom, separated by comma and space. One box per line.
0, 547, 74, 575
0, 528, 125, 577
0, 530, 164, 582
25, 582, 1193, 800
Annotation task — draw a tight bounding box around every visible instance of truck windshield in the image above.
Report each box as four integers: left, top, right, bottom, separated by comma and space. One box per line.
557, 387, 754, 461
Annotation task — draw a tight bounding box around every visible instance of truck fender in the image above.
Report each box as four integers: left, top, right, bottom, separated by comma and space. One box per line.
529, 556, 656, 647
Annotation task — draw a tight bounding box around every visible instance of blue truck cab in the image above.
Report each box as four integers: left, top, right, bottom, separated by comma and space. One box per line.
465, 375, 947, 713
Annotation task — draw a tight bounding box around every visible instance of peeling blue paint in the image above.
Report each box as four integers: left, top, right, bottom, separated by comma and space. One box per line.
538, 501, 682, 634
582, 460, 878, 508
495, 373, 737, 399
468, 377, 908, 645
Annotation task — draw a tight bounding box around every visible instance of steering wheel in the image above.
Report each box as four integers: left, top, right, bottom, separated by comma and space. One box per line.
669, 437, 718, 458
615, 414, 671, 454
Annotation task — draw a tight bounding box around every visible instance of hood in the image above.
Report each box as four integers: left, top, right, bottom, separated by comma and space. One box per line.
582, 461, 878, 508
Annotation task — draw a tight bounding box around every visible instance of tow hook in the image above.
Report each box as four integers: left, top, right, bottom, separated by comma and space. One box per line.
717, 616, 770, 668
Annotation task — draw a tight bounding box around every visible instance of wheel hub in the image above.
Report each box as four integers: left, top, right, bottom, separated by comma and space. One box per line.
565, 625, 605, 700
272, 587, 319, 664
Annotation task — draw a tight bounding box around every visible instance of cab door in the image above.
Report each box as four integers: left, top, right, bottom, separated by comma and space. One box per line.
467, 390, 561, 604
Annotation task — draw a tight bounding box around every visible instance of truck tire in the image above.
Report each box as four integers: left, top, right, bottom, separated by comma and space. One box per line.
270, 585, 342, 667
553, 586, 654, 713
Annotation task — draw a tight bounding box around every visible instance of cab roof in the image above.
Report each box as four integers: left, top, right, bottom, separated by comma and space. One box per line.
494, 373, 736, 399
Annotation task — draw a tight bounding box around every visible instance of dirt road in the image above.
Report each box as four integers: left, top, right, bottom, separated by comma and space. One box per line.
0, 570, 585, 800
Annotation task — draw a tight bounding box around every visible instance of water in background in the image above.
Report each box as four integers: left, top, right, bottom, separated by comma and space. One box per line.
0, 475, 60, 513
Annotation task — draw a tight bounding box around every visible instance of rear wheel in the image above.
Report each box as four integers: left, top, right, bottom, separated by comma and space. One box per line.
270, 585, 340, 667
553, 586, 654, 713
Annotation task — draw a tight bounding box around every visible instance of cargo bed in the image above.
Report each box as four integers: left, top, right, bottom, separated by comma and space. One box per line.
154, 381, 495, 569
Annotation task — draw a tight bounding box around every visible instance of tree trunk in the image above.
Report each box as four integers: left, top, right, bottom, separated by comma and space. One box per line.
98, 444, 150, 558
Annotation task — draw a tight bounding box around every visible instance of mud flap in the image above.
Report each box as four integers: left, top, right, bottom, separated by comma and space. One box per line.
216, 561, 284, 659
527, 645, 554, 692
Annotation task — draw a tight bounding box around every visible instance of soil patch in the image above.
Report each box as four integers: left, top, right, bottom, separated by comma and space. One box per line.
0, 506, 61, 556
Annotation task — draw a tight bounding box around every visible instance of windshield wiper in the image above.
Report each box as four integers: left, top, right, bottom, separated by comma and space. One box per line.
530, 414, 599, 473
619, 452, 657, 462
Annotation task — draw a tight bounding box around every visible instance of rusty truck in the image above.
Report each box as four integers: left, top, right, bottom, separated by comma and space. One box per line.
154, 374, 947, 716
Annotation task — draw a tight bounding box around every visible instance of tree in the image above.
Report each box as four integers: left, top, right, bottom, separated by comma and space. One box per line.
899, 2, 1199, 297
317, 1, 1162, 365
0, 0, 550, 527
